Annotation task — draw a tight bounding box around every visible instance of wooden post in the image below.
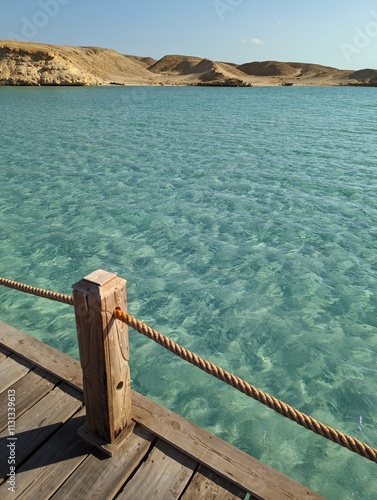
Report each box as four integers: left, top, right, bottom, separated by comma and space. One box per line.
72, 269, 133, 455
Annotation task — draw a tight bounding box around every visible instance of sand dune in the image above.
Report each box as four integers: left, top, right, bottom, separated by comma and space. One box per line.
238, 61, 300, 77
147, 54, 203, 75
1, 40, 376, 87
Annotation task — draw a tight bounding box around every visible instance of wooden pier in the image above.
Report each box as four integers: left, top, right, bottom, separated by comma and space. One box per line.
0, 270, 325, 499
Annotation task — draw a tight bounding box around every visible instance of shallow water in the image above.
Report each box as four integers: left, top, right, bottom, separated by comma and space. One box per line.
0, 86, 377, 499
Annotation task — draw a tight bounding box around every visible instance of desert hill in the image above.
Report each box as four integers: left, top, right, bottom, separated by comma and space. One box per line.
147, 54, 203, 74
348, 68, 377, 84
0, 41, 158, 86
238, 61, 300, 77
1, 40, 377, 87
146, 55, 250, 86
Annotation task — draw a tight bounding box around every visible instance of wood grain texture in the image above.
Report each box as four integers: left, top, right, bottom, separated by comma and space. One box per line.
0, 407, 92, 500
83, 269, 117, 286
0, 320, 83, 390
0, 383, 82, 479
131, 391, 325, 500
117, 439, 196, 500
0, 367, 57, 432
72, 271, 132, 442
0, 320, 324, 500
0, 348, 8, 361
0, 354, 31, 393
51, 425, 154, 500
181, 464, 248, 500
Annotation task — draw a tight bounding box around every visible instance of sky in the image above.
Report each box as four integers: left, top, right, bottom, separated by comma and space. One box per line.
1, 0, 377, 70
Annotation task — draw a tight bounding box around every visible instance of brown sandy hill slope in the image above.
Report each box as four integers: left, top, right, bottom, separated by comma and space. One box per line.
348, 68, 377, 85
147, 54, 203, 74
236, 60, 377, 85
61, 46, 158, 84
1, 40, 377, 86
238, 61, 300, 77
237, 61, 343, 79
148, 54, 251, 86
0, 41, 159, 85
192, 59, 251, 85
0, 41, 99, 85
130, 55, 157, 68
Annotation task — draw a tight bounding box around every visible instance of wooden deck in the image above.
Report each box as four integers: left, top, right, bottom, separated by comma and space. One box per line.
0, 320, 324, 500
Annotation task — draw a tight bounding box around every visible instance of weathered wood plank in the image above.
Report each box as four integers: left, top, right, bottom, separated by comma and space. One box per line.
131, 391, 325, 500
0, 407, 93, 500
72, 271, 132, 443
117, 439, 196, 500
0, 355, 31, 394
0, 383, 83, 480
51, 424, 154, 500
0, 368, 58, 432
0, 349, 8, 361
0, 322, 324, 500
0, 320, 82, 391
181, 464, 248, 500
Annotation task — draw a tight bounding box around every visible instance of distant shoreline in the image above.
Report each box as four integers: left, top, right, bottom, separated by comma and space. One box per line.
1, 40, 377, 87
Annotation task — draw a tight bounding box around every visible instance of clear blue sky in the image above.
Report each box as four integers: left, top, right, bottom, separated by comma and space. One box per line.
2, 0, 377, 70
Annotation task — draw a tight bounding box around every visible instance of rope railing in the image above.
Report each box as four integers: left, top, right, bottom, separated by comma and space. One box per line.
0, 277, 74, 305
1, 275, 377, 464
113, 307, 377, 464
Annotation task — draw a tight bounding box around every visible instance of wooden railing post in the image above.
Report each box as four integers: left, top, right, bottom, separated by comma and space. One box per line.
72, 269, 132, 454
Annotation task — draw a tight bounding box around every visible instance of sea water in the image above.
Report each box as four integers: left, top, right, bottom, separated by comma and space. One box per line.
0, 86, 376, 499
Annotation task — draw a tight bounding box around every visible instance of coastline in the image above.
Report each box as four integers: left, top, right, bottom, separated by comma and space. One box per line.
1, 40, 377, 88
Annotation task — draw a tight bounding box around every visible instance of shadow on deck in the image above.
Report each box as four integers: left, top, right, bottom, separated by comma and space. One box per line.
0, 321, 324, 499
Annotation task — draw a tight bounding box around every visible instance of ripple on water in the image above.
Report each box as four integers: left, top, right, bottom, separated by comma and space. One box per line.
0, 86, 376, 500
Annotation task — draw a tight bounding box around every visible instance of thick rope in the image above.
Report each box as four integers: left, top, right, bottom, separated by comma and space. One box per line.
1, 276, 376, 463
113, 307, 377, 464
0, 277, 74, 305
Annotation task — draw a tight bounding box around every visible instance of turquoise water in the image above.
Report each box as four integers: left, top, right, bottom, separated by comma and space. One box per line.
1, 86, 377, 499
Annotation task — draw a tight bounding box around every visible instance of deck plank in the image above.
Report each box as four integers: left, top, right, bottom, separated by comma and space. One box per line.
181, 464, 248, 500
0, 383, 83, 480
0, 355, 31, 394
132, 391, 324, 500
0, 321, 325, 500
0, 320, 82, 391
0, 349, 8, 361
0, 368, 58, 432
117, 439, 197, 500
0, 407, 93, 500
51, 425, 155, 500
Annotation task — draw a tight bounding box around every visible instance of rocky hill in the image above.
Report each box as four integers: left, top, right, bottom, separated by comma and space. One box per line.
0, 41, 157, 86
1, 40, 377, 87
